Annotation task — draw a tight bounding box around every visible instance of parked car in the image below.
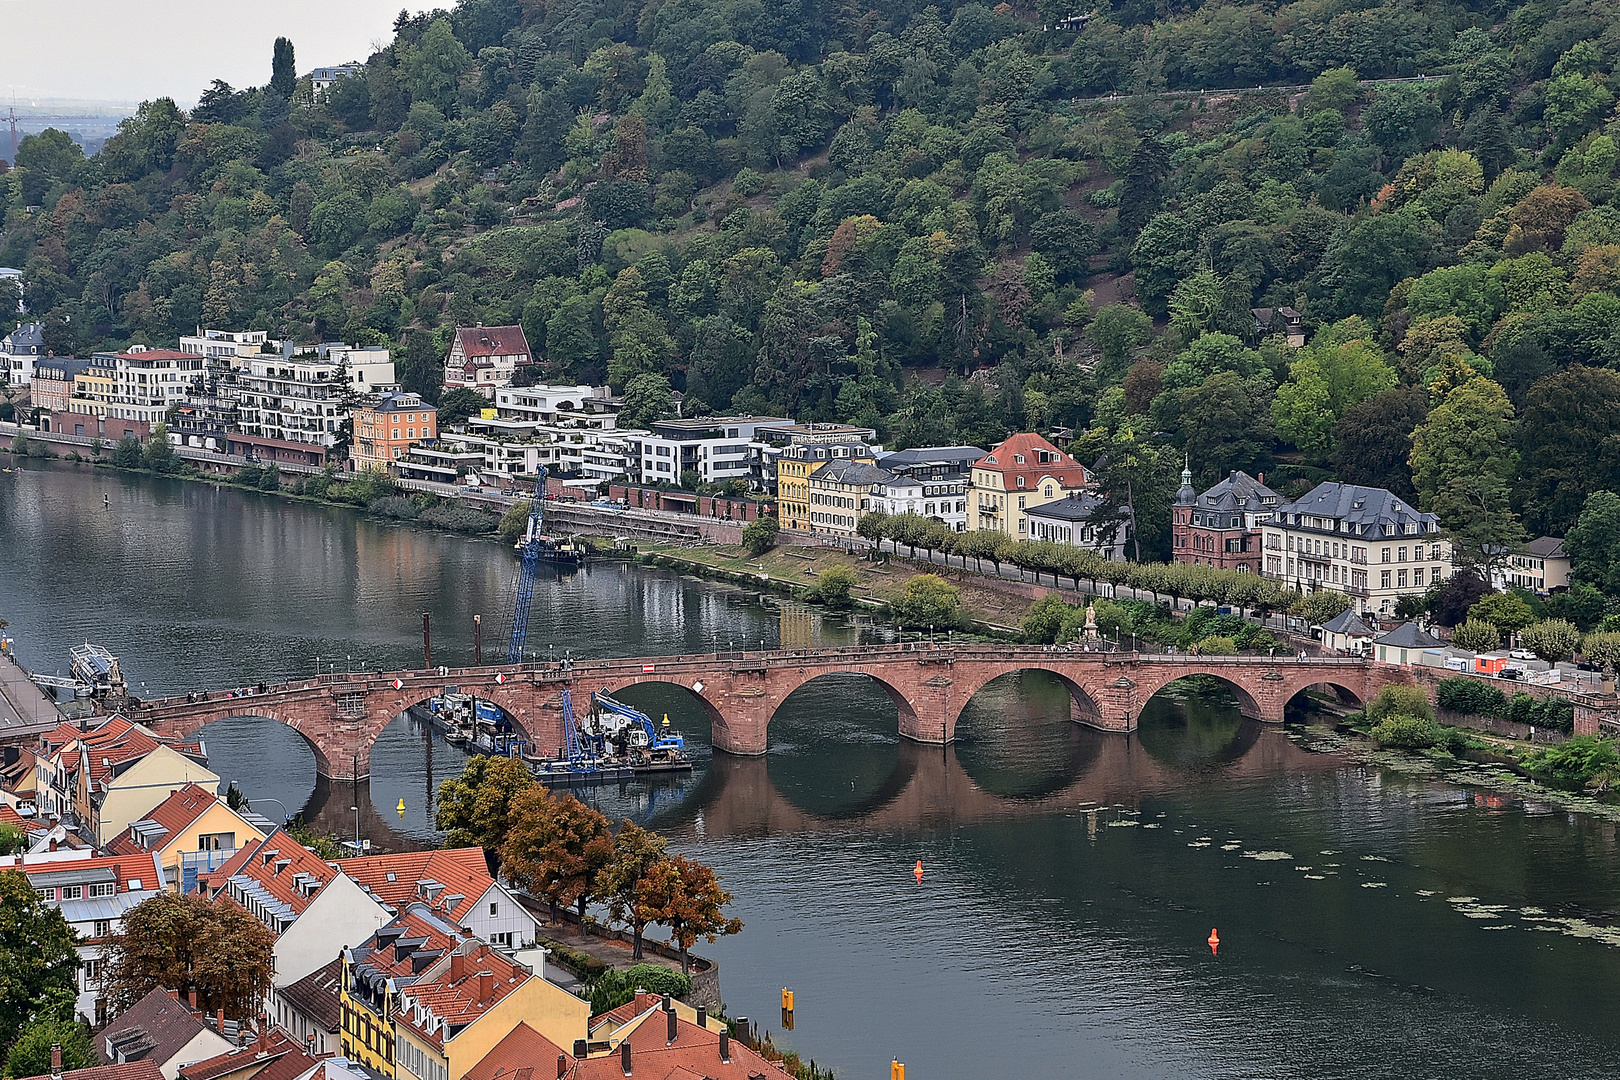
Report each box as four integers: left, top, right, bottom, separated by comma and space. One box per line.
1510, 650, 1535, 660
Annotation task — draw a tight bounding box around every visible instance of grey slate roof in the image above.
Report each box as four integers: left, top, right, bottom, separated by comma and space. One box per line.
1525, 536, 1566, 559
2, 322, 44, 352
815, 459, 892, 487
1373, 622, 1443, 649
278, 958, 342, 1033
1272, 481, 1438, 537
877, 446, 986, 470
1194, 470, 1281, 515
1320, 609, 1375, 636
102, 987, 216, 1066
1025, 492, 1115, 523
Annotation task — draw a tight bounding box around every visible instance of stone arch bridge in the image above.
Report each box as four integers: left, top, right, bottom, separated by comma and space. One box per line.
128, 645, 1411, 780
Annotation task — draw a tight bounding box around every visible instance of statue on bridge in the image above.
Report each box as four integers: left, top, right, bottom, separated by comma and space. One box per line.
1083, 602, 1101, 644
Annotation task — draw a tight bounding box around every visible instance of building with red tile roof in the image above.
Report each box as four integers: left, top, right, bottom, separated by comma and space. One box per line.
100, 988, 235, 1080
33, 715, 213, 846
390, 943, 588, 1080
462, 1022, 566, 1080
339, 848, 540, 950
273, 958, 342, 1057
0, 847, 166, 1022
339, 903, 473, 1077
206, 830, 393, 992
17, 1061, 166, 1080
177, 1027, 320, 1080
566, 995, 790, 1080
969, 432, 1094, 539
105, 783, 271, 892
444, 326, 532, 399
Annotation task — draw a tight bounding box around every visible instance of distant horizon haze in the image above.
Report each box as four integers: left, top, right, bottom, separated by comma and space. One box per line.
3, 0, 440, 104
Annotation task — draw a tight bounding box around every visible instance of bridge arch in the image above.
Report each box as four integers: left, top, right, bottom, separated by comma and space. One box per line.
951, 665, 1105, 737
1127, 668, 1266, 723
601, 676, 731, 749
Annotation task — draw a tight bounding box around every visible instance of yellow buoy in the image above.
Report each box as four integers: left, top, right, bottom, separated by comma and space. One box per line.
891, 1060, 905, 1080
396, 799, 406, 815
781, 988, 793, 1011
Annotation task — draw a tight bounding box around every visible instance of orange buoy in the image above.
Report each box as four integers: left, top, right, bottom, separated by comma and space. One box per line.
914, 860, 924, 884
1208, 928, 1220, 955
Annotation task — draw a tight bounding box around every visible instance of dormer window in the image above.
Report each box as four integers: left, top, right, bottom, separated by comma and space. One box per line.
1014, 454, 1025, 464
1017, 477, 1026, 488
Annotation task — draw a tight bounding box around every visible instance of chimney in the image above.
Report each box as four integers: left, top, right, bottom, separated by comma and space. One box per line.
620, 1040, 631, 1077
50, 1044, 62, 1080
718, 1030, 730, 1064
572, 1040, 587, 1060
1258, 472, 1264, 485
475, 970, 495, 1003
666, 1009, 677, 1045
188, 990, 198, 1010
217, 1009, 225, 1032
556, 1055, 567, 1079
167, 989, 180, 1000
696, 1007, 706, 1029
661, 994, 671, 1013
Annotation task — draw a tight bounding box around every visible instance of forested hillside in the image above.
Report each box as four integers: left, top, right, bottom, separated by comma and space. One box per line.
5, 0, 1620, 569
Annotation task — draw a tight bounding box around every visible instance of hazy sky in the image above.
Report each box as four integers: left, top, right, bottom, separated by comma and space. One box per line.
3, 0, 440, 105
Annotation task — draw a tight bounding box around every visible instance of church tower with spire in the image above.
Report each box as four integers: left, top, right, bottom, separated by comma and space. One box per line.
1171, 462, 1280, 573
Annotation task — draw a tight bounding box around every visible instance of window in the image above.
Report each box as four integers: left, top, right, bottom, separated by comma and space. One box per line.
489, 931, 513, 947
489, 901, 500, 916
89, 882, 115, 898
1381, 548, 1391, 563
1381, 571, 1392, 589
84, 958, 101, 984
1398, 546, 1408, 562
1016, 476, 1026, 488
93, 919, 111, 938
1413, 569, 1425, 587
35, 888, 54, 901
1397, 570, 1408, 588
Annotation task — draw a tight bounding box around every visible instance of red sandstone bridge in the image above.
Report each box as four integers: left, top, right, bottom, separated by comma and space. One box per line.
127, 645, 1410, 780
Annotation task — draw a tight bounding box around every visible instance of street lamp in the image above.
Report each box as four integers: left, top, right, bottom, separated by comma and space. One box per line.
350, 804, 361, 848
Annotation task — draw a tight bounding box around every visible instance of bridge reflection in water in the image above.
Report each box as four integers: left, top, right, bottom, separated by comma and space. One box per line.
254, 672, 1340, 850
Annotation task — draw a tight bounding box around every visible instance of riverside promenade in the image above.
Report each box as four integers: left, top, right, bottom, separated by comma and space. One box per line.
0, 648, 64, 736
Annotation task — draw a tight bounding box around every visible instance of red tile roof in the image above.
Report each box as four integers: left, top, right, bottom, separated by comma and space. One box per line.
975, 433, 1091, 490
17, 1062, 165, 1080
347, 904, 470, 986
205, 830, 341, 925
339, 848, 496, 924
116, 349, 195, 361
177, 1027, 318, 1080
571, 997, 789, 1080
463, 1022, 566, 1080
0, 805, 30, 830
394, 945, 530, 1051
454, 326, 530, 361
106, 783, 238, 856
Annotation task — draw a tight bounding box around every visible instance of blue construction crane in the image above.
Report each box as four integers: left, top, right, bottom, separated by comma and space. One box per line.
591, 689, 686, 754
558, 687, 590, 766
506, 471, 548, 664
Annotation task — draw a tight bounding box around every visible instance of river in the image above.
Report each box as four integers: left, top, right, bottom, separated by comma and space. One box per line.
3, 459, 1619, 1079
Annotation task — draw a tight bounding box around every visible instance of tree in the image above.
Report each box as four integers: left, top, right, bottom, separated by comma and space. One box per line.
271, 37, 297, 99
1521, 618, 1581, 664
1271, 330, 1396, 464
401, 331, 442, 404
1293, 589, 1353, 626
812, 565, 856, 607
1329, 388, 1428, 502
890, 573, 960, 628
101, 893, 274, 1018
596, 822, 668, 960
619, 373, 674, 429
1451, 617, 1502, 652
1581, 631, 1620, 671
1470, 593, 1535, 635
435, 388, 488, 430
143, 425, 177, 474
1409, 377, 1523, 577
499, 787, 613, 928
1174, 371, 1273, 482
636, 856, 742, 975
434, 755, 535, 852
0, 873, 79, 1051
740, 518, 779, 556
5, 1019, 95, 1079
1566, 491, 1620, 597
1515, 368, 1620, 537
1022, 593, 1073, 644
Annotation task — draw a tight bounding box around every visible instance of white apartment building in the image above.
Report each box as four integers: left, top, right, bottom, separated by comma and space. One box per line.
493, 384, 617, 427
456, 417, 638, 483
629, 416, 795, 489
1, 322, 44, 386
179, 328, 279, 366
872, 446, 982, 531
236, 353, 395, 451
85, 347, 208, 425
1261, 481, 1452, 616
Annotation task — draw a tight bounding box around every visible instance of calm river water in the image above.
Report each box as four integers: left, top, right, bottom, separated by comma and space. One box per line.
3, 459, 1620, 1079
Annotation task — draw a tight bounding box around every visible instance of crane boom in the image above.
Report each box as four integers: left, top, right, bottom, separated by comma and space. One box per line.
505, 472, 547, 664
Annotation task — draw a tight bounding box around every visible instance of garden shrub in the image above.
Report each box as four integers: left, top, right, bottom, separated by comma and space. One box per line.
1369, 715, 1442, 749
1436, 677, 1507, 717
1367, 684, 1434, 723
368, 495, 420, 520
419, 502, 497, 533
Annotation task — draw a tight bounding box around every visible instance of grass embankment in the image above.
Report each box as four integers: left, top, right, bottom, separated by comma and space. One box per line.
633, 541, 1038, 633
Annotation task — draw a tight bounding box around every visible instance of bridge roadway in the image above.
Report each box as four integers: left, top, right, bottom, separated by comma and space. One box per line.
123, 644, 1405, 781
